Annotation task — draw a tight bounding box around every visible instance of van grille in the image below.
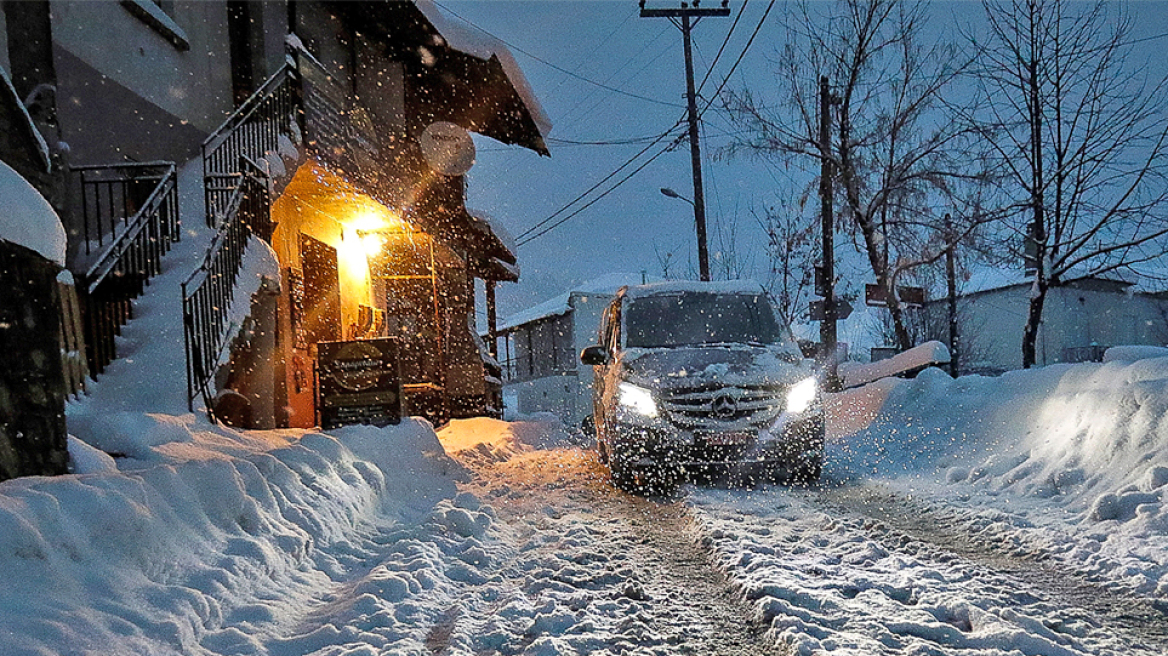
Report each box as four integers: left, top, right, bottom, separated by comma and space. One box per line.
658, 384, 786, 430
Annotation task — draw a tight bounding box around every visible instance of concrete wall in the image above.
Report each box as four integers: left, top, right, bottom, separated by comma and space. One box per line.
49, 1, 235, 165
0, 243, 68, 481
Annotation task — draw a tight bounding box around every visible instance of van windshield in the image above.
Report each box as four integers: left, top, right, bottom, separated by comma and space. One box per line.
624, 292, 785, 348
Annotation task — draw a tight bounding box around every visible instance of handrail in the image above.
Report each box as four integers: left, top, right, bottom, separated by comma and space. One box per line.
182, 168, 270, 413
202, 61, 295, 160
72, 161, 180, 376
75, 161, 177, 259
202, 62, 296, 226
83, 163, 178, 289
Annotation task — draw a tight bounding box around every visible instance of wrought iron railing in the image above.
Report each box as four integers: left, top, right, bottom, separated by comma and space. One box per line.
73, 162, 179, 375
202, 62, 296, 225
181, 168, 270, 413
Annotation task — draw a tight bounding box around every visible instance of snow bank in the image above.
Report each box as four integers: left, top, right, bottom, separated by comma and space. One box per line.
829, 358, 1168, 595
0, 419, 477, 655
1103, 344, 1168, 362
839, 340, 951, 388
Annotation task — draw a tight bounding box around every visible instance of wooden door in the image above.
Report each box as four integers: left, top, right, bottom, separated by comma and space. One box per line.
299, 233, 341, 346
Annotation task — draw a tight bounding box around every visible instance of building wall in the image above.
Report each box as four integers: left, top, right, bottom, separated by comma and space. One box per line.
503, 291, 614, 429
0, 8, 9, 74
52, 1, 234, 132
934, 283, 1168, 374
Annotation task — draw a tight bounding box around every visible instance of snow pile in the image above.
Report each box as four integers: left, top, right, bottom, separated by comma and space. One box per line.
438, 414, 578, 464
1103, 344, 1168, 363
828, 357, 1168, 596
0, 158, 65, 265
0, 417, 484, 655
838, 339, 951, 388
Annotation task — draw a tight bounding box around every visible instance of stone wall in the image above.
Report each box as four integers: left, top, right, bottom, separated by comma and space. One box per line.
0, 241, 69, 481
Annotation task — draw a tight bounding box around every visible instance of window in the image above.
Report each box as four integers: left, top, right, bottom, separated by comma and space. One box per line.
120, 0, 190, 51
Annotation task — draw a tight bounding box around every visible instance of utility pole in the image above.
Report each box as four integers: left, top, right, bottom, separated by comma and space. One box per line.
944, 213, 959, 377
641, 0, 729, 282
819, 75, 840, 390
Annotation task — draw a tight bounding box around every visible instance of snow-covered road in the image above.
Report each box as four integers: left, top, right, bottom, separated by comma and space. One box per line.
433, 423, 1167, 656
6, 349, 1167, 654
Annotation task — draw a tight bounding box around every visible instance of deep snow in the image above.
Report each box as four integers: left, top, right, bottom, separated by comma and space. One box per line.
2, 130, 1167, 656
12, 326, 1168, 655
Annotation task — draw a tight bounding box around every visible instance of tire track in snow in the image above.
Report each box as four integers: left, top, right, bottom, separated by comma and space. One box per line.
816, 482, 1168, 653
454, 446, 784, 655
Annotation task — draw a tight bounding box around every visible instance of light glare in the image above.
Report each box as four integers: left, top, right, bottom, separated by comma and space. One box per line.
786, 377, 818, 414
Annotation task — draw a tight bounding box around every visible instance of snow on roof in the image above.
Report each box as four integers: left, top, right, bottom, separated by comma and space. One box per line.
960, 265, 1142, 297
498, 272, 662, 331
623, 279, 766, 300
468, 208, 517, 259
0, 158, 65, 266
414, 0, 553, 141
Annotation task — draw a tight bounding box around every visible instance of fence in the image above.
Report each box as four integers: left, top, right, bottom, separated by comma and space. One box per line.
181, 170, 270, 413
202, 63, 296, 226
73, 162, 179, 375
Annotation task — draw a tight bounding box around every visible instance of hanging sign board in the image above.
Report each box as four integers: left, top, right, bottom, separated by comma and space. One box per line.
419, 121, 476, 176
317, 338, 402, 429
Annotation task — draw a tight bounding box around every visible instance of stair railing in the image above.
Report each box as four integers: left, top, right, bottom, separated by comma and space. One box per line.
182, 161, 270, 413
73, 162, 179, 376
202, 62, 297, 226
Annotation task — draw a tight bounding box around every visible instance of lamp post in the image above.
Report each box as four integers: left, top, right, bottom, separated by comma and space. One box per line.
660, 187, 693, 205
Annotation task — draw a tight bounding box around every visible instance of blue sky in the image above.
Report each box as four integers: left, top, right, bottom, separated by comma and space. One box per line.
440, 1, 1168, 324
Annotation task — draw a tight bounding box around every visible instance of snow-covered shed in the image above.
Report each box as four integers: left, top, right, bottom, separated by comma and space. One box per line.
496, 273, 658, 428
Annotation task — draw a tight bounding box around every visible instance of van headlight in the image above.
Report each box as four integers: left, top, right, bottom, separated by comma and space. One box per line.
786, 377, 818, 414
618, 382, 658, 418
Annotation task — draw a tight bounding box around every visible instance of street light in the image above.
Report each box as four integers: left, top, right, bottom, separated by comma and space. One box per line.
660, 187, 693, 204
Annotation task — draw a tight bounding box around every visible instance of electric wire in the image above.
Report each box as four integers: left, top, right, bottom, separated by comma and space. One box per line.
696, 0, 749, 97
434, 1, 686, 109
516, 134, 684, 247
514, 2, 777, 247
514, 120, 686, 244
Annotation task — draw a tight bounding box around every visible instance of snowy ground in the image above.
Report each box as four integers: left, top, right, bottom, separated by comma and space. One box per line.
4, 352, 1164, 654
3, 160, 1167, 655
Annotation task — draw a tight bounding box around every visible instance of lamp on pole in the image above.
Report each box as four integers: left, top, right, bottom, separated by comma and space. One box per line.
641, 1, 728, 282
660, 187, 693, 204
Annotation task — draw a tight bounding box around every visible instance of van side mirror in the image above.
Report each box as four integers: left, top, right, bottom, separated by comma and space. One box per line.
580, 345, 609, 366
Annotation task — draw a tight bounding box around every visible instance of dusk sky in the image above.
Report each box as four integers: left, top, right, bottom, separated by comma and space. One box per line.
439, 0, 1168, 324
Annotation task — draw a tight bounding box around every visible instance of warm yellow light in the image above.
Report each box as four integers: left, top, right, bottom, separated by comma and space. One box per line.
361, 232, 384, 256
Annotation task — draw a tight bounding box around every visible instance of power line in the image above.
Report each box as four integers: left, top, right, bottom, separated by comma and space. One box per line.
434, 1, 686, 109
514, 2, 777, 249
697, 0, 749, 97
517, 135, 683, 247
515, 121, 686, 244
698, 0, 775, 120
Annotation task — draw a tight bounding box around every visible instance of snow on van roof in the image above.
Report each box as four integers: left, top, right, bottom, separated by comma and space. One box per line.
623, 279, 766, 300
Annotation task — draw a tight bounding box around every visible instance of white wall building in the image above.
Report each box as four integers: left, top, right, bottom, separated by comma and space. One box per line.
925, 275, 1168, 374
496, 273, 657, 428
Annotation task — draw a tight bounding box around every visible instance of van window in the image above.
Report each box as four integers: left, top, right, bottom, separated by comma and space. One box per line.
624, 292, 784, 348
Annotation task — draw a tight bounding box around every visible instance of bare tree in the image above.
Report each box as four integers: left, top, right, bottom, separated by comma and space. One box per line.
721, 0, 979, 351
753, 198, 818, 328
972, 0, 1168, 368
